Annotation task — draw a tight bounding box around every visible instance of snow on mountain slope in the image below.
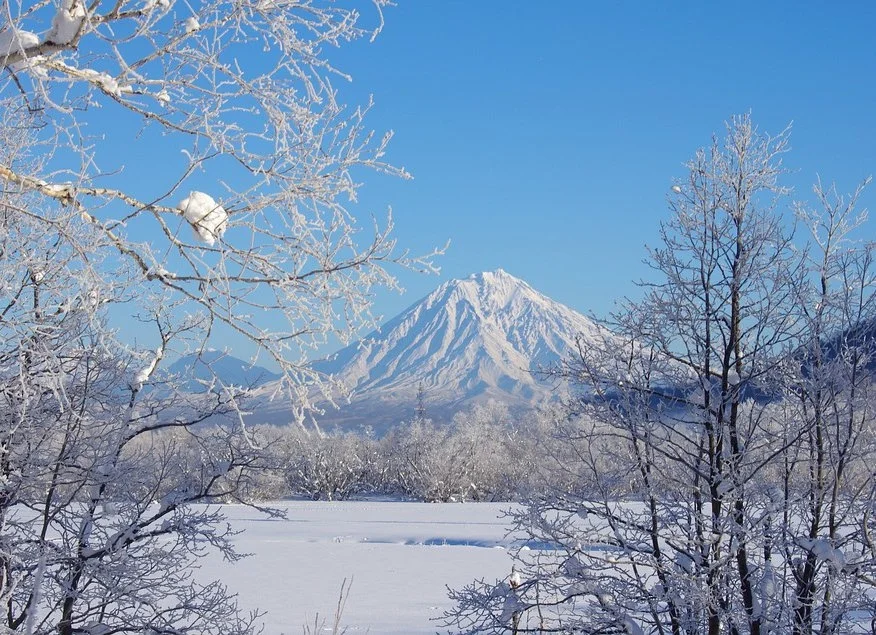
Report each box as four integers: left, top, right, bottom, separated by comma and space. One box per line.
303, 269, 603, 425
168, 350, 280, 391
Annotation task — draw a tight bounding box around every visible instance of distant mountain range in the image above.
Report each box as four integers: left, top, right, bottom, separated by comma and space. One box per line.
168, 274, 875, 432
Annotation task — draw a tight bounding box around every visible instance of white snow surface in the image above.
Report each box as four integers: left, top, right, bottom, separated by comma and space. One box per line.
178, 191, 227, 245
198, 501, 515, 634
253, 269, 608, 429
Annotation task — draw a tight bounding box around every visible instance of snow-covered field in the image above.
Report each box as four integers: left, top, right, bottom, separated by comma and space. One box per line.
199, 501, 517, 634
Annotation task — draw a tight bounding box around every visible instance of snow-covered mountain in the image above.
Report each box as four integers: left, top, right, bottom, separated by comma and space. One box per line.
168, 350, 280, 391
296, 269, 603, 428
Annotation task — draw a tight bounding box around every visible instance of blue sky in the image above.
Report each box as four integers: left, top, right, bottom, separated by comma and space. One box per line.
327, 1, 876, 326
89, 1, 876, 359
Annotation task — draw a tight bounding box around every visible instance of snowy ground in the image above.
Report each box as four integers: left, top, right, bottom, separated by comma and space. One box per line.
199, 501, 517, 634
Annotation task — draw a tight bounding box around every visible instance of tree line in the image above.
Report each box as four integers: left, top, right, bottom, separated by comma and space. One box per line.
143, 400, 575, 504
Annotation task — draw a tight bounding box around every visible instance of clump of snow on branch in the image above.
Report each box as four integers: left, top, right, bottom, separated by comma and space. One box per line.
146, 265, 175, 280
77, 68, 121, 96
799, 538, 847, 572
178, 192, 228, 245
760, 562, 777, 598
509, 566, 521, 589
0, 28, 47, 76
184, 17, 200, 33
0, 28, 38, 56
498, 583, 526, 624
622, 616, 645, 635
47, 0, 88, 44
143, 0, 172, 11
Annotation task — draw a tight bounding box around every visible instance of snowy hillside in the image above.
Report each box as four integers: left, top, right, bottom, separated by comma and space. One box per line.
277, 269, 603, 428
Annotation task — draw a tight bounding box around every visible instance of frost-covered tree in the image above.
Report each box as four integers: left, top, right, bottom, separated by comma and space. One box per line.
0, 175, 268, 633
1, 0, 437, 419
280, 427, 374, 501
446, 115, 876, 635
777, 180, 876, 635
448, 401, 533, 502
382, 416, 467, 502
380, 401, 541, 503
1, 1, 432, 632
238, 402, 557, 504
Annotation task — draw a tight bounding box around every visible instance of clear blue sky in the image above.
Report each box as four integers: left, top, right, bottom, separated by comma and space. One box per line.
327, 1, 876, 326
